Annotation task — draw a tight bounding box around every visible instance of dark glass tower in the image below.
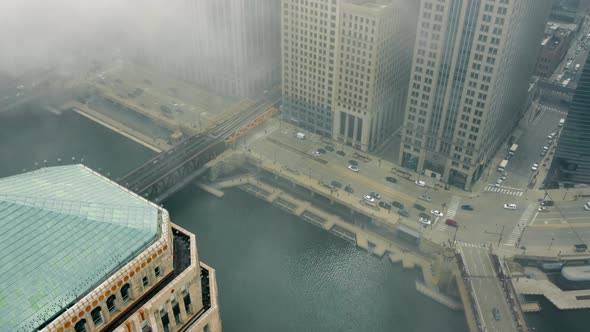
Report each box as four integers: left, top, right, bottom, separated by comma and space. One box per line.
549, 55, 590, 185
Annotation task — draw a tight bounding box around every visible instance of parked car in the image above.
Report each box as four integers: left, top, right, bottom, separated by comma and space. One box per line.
385, 176, 398, 183
348, 165, 360, 172
461, 205, 474, 211
503, 203, 517, 210
336, 150, 346, 156
325, 145, 335, 152
392, 201, 405, 209
312, 150, 321, 157
531, 163, 539, 171
345, 185, 354, 193
330, 180, 342, 189
348, 160, 359, 166
419, 195, 432, 202
419, 212, 430, 219
414, 203, 426, 211
379, 202, 392, 210
431, 209, 444, 217
317, 148, 326, 154
445, 219, 458, 227
415, 180, 426, 187
398, 209, 410, 217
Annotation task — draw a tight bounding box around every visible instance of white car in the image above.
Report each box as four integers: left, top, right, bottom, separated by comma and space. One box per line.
531, 163, 539, 171
348, 165, 360, 172
418, 217, 432, 225
543, 146, 549, 151
415, 180, 426, 187
503, 203, 517, 210
431, 209, 444, 217
312, 150, 321, 156
496, 179, 503, 185
363, 194, 375, 202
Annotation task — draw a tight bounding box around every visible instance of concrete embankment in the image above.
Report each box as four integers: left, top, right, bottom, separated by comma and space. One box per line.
61, 101, 170, 153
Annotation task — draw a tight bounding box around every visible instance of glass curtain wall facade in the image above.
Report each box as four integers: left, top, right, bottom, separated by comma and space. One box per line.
549, 55, 590, 185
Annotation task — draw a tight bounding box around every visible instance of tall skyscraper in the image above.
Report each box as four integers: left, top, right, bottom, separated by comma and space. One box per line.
137, 0, 281, 99
281, 0, 417, 151
549, 55, 590, 185
399, 0, 550, 190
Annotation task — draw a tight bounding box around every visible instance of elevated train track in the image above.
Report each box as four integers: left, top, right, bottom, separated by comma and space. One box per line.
119, 91, 280, 202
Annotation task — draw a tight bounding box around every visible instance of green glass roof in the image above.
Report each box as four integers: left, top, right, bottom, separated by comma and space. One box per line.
0, 165, 159, 331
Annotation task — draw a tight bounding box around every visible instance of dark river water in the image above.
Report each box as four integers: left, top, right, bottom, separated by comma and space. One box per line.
1, 106, 588, 332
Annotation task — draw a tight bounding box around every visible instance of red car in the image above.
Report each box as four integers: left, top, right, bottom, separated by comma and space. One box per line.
445, 219, 458, 227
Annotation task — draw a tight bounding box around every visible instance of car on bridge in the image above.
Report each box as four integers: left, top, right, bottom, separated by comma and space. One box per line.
348, 165, 360, 172
344, 185, 354, 193
392, 201, 404, 209
414, 203, 426, 211
330, 181, 342, 189
379, 202, 391, 210
415, 180, 426, 187
398, 209, 410, 217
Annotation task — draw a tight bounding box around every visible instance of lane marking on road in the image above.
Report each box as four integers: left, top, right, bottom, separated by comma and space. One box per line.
529, 211, 540, 226
483, 185, 524, 197
528, 223, 590, 229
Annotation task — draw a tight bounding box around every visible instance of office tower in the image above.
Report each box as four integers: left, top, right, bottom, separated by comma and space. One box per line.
399, 0, 550, 190
138, 0, 280, 99
549, 55, 590, 185
0, 165, 221, 332
281, 0, 417, 152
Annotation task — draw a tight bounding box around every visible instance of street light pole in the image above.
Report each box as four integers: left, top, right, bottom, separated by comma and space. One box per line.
497, 225, 505, 247
548, 237, 554, 251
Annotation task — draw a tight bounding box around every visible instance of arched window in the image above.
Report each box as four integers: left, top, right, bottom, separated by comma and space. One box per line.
91, 307, 103, 326
74, 319, 87, 332
121, 283, 131, 303
106, 294, 117, 313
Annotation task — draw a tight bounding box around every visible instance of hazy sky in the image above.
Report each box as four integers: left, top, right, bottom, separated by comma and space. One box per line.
0, 0, 187, 76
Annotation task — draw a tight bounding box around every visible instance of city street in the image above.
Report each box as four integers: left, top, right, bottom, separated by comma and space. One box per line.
460, 246, 517, 332
489, 104, 566, 191
246, 121, 543, 247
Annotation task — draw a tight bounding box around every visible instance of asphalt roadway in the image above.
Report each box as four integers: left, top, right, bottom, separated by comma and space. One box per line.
460, 246, 517, 332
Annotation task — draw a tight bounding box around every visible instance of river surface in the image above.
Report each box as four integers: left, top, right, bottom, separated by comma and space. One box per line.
1, 106, 588, 332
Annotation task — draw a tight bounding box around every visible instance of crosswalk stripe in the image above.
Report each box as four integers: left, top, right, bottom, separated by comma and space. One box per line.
503, 203, 536, 246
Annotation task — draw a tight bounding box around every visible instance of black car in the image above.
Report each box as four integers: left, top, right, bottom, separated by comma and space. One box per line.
419, 212, 430, 219
344, 185, 354, 193
461, 205, 474, 211
398, 209, 410, 217
379, 202, 392, 210
541, 200, 555, 207
317, 148, 327, 154
348, 159, 359, 166
325, 145, 335, 152
336, 150, 346, 156
385, 176, 398, 183
330, 180, 342, 189
392, 201, 404, 209
413, 203, 426, 211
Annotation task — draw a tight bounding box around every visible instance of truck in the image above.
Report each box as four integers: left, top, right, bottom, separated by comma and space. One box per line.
508, 144, 518, 155
498, 159, 509, 172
